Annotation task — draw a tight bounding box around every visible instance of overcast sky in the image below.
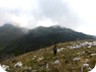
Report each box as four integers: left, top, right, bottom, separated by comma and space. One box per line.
0, 0, 96, 35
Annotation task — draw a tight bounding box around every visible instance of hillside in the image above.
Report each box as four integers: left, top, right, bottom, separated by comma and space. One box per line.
0, 24, 27, 55
1, 25, 95, 56
0, 24, 26, 44
1, 40, 96, 72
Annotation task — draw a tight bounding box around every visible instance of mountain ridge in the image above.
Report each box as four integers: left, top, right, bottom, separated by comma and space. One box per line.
0, 24, 95, 57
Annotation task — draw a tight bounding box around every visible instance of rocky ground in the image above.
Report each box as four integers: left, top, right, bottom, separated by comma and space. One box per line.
1, 39, 96, 72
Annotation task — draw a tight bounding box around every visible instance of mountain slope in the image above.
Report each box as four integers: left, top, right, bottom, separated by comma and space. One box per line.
0, 24, 26, 45
1, 40, 96, 72
2, 26, 95, 56
0, 24, 28, 57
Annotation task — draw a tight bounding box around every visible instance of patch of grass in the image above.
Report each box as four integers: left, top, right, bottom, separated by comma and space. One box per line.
1, 39, 96, 72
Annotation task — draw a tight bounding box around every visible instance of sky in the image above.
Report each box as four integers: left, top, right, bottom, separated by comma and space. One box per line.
0, 0, 96, 35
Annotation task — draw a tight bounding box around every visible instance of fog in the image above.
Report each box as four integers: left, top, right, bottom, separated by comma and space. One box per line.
0, 0, 96, 35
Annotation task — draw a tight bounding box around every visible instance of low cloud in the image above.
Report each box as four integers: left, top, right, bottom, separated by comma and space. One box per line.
0, 0, 80, 29
36, 0, 80, 29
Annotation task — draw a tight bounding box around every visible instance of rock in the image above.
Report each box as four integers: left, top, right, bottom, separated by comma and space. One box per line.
23, 66, 32, 72
14, 62, 23, 68
37, 57, 44, 62
24, 66, 32, 70
54, 60, 60, 64
57, 48, 64, 52
1, 65, 9, 71
83, 63, 89, 67
85, 59, 90, 63
67, 41, 96, 49
46, 63, 49, 69
88, 46, 91, 48
81, 63, 90, 72
87, 67, 92, 71
92, 41, 96, 46
32, 56, 36, 60
91, 53, 96, 56
73, 57, 81, 61
81, 51, 85, 55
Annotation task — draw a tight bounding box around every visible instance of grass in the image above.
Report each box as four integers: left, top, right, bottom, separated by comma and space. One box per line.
1, 39, 96, 72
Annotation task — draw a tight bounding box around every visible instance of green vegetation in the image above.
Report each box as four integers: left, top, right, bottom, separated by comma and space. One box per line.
0, 25, 94, 57
1, 40, 96, 72
0, 24, 95, 72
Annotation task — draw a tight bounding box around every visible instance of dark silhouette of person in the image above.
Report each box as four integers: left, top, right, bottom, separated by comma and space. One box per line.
53, 44, 57, 55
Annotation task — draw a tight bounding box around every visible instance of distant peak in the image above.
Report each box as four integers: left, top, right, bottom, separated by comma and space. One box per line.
50, 25, 61, 28
50, 25, 65, 29
3, 24, 14, 27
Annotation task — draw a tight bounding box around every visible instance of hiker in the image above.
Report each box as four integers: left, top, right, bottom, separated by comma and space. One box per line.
53, 44, 57, 55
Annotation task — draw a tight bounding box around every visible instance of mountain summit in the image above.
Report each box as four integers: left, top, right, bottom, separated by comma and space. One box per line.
0, 25, 95, 56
